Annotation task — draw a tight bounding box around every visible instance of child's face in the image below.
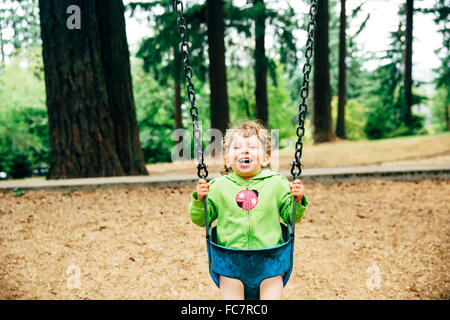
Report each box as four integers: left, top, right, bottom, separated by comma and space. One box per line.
225, 134, 270, 180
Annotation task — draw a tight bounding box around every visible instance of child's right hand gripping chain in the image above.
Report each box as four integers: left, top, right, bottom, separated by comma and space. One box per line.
196, 179, 210, 201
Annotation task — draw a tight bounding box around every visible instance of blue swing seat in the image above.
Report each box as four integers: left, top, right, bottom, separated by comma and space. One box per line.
206, 223, 294, 300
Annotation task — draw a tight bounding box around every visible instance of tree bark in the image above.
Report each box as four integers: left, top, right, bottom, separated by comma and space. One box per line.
39, 0, 147, 178
336, 0, 346, 139
253, 0, 269, 127
445, 94, 450, 131
404, 0, 414, 126
313, 0, 335, 143
95, 0, 147, 176
207, 0, 230, 135
172, 2, 183, 132
173, 44, 183, 158
0, 22, 4, 65
173, 45, 183, 130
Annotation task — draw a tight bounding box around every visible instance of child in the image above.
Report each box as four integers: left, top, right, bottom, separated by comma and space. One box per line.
189, 120, 308, 300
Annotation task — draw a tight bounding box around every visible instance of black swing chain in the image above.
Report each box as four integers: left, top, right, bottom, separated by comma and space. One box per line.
291, 0, 317, 180
174, 0, 208, 179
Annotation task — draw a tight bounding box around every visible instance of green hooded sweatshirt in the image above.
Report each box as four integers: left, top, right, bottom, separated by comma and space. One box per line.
189, 169, 308, 250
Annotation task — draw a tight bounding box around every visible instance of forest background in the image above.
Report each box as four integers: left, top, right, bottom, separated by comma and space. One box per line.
0, 0, 448, 179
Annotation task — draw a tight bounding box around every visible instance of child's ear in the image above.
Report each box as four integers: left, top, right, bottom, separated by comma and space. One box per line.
224, 157, 230, 169
261, 154, 271, 167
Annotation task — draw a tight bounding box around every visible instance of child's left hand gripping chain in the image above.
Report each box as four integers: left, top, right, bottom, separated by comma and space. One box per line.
196, 179, 210, 201
289, 179, 305, 203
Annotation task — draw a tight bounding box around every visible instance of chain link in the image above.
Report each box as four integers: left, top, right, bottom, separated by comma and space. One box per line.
290, 0, 317, 179
174, 0, 208, 179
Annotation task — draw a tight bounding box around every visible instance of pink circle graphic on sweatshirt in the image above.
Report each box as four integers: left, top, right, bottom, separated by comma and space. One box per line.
236, 190, 258, 210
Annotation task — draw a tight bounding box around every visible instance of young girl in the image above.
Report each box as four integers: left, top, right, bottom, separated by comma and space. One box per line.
189, 121, 308, 299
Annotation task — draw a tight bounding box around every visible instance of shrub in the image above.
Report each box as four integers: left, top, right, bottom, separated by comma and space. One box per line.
0, 108, 48, 178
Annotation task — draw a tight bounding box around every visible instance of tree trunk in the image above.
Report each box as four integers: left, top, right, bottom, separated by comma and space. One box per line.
336, 0, 346, 139
12, 18, 20, 50
95, 0, 147, 176
173, 45, 183, 131
313, 0, 335, 143
173, 44, 183, 158
445, 94, 450, 131
404, 0, 414, 126
39, 0, 148, 179
207, 0, 230, 135
253, 0, 269, 127
172, 1, 183, 132
0, 22, 4, 65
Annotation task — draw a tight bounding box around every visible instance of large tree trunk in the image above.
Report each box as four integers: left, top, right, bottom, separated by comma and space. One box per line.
404, 0, 414, 125
336, 0, 346, 139
207, 0, 229, 135
39, 0, 148, 179
253, 0, 269, 127
95, 0, 147, 176
313, 0, 335, 143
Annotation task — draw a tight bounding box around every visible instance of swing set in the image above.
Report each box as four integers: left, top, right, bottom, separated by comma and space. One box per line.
174, 0, 317, 300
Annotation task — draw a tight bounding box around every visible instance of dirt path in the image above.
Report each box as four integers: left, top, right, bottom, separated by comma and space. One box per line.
0, 179, 449, 300
144, 133, 450, 177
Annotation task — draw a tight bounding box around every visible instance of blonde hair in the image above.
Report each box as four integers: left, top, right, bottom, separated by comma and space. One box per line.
222, 120, 271, 174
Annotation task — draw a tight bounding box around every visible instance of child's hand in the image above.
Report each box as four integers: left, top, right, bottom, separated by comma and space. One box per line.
196, 179, 210, 201
289, 179, 304, 203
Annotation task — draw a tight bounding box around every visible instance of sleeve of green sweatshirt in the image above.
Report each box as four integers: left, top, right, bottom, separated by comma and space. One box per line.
279, 176, 309, 225
189, 180, 218, 227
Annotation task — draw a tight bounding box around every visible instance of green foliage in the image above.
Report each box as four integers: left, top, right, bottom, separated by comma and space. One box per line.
237, 0, 300, 84
131, 0, 208, 85
267, 63, 299, 146
131, 58, 175, 163
227, 60, 304, 147
362, 6, 425, 139
13, 188, 26, 197
131, 56, 212, 163
431, 0, 450, 132
364, 98, 426, 139
364, 62, 402, 139
331, 97, 368, 140
62, 188, 78, 197
429, 87, 449, 133
389, 114, 426, 137
227, 64, 256, 123
0, 48, 48, 178
0, 108, 48, 178
0, 48, 45, 112
364, 100, 393, 139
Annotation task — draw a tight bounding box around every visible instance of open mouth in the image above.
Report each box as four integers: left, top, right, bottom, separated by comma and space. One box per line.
238, 157, 253, 164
